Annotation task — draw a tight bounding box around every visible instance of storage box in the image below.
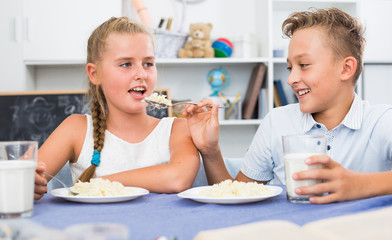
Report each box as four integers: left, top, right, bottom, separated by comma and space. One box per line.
153, 29, 188, 58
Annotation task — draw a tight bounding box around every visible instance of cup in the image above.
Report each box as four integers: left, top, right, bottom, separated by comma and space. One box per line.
0, 141, 38, 218
282, 135, 326, 203
65, 222, 130, 240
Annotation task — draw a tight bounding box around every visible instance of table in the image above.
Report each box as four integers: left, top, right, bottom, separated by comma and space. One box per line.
30, 186, 392, 240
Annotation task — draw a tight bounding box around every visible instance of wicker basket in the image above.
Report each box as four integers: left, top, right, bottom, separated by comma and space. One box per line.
153, 29, 188, 58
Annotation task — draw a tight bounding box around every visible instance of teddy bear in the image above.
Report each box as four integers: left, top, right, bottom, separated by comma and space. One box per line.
178, 23, 215, 58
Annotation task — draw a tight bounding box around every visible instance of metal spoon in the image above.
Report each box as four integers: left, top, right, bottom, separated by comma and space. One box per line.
42, 172, 79, 196
143, 99, 221, 109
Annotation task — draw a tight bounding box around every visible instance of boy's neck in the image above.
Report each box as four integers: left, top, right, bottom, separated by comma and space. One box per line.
312, 93, 355, 131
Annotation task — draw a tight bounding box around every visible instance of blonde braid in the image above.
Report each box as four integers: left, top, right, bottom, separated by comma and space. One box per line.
77, 88, 107, 182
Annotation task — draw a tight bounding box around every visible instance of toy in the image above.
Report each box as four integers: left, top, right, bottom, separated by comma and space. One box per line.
212, 38, 233, 57
207, 67, 230, 96
178, 23, 214, 58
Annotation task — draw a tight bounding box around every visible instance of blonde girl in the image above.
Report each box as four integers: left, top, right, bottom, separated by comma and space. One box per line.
34, 17, 200, 200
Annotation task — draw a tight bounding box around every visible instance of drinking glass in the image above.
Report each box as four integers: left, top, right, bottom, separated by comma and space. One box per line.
282, 135, 326, 203
0, 141, 38, 218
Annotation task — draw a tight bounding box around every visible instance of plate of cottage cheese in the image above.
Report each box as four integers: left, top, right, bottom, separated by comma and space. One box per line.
50, 178, 149, 203
178, 180, 282, 204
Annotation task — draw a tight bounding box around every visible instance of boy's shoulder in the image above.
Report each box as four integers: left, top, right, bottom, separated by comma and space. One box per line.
363, 100, 392, 114
363, 101, 392, 121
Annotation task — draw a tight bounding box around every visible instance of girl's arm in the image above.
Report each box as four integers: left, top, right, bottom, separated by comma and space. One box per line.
34, 114, 86, 199
102, 118, 200, 193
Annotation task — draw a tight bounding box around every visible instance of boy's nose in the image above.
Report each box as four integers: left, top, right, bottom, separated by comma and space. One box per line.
287, 70, 298, 86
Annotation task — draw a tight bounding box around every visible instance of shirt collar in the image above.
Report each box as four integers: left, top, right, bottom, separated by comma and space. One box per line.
302, 94, 363, 132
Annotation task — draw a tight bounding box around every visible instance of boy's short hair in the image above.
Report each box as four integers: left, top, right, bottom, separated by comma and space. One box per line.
282, 7, 365, 83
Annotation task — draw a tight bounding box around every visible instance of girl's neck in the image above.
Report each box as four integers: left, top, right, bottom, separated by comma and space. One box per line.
105, 111, 160, 143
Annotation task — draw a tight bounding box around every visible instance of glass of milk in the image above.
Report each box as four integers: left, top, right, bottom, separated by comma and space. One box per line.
282, 135, 326, 203
0, 141, 38, 218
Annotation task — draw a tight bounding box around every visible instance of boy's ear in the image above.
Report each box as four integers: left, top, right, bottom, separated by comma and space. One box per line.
86, 63, 101, 85
340, 56, 357, 82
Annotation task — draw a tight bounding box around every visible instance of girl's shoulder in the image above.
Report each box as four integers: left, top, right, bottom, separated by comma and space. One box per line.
63, 114, 87, 126
58, 114, 88, 135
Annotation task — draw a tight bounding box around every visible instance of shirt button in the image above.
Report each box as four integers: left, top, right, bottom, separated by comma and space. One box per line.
316, 124, 321, 128
327, 145, 331, 151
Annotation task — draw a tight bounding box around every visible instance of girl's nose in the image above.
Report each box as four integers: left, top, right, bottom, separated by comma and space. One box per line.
134, 65, 147, 80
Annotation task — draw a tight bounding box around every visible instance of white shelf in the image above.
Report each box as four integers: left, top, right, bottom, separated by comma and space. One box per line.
24, 60, 86, 66
220, 119, 262, 126
24, 57, 269, 66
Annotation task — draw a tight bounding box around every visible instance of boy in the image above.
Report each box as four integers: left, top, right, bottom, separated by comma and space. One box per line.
184, 8, 392, 204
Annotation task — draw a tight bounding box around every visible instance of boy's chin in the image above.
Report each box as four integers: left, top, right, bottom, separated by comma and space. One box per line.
299, 105, 316, 114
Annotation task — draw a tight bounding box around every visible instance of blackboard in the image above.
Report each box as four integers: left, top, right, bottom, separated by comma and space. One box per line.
0, 91, 90, 147
0, 89, 170, 146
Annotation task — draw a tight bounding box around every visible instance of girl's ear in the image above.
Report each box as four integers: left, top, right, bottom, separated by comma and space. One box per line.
86, 63, 101, 85
340, 56, 357, 82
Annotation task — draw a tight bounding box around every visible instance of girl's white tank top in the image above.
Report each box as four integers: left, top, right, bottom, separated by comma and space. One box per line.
70, 114, 174, 181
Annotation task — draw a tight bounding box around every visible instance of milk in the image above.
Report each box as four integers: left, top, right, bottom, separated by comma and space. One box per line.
0, 160, 36, 216
284, 153, 323, 199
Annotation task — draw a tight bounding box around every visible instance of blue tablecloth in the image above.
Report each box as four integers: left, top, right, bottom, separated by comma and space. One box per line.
31, 185, 392, 240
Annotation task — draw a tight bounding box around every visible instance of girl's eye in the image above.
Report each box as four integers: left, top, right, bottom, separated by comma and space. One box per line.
120, 62, 131, 67
286, 66, 292, 72
300, 64, 309, 68
144, 62, 154, 67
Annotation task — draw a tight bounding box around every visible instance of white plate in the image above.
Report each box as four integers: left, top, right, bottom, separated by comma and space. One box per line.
50, 187, 149, 203
178, 185, 282, 204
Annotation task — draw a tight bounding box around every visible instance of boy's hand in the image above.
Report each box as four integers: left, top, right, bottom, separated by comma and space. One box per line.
293, 155, 366, 204
35, 162, 48, 200
182, 99, 220, 154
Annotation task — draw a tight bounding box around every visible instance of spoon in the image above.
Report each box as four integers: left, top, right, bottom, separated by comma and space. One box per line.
42, 172, 79, 196
143, 99, 223, 109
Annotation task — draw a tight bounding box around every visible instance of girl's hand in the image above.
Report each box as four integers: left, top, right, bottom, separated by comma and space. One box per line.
182, 99, 220, 154
34, 162, 48, 200
293, 155, 366, 204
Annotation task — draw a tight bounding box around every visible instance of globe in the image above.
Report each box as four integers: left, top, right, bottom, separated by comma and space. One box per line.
207, 67, 230, 96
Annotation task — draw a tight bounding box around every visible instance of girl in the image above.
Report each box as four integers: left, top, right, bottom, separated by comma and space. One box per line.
34, 17, 200, 200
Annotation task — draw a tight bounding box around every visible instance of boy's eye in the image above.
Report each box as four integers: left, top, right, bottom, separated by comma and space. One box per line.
120, 62, 131, 67
300, 64, 309, 68
286, 66, 292, 72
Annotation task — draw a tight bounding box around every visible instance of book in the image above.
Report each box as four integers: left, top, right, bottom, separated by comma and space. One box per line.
258, 88, 268, 119
273, 83, 282, 107
274, 79, 288, 106
194, 206, 392, 240
242, 63, 267, 119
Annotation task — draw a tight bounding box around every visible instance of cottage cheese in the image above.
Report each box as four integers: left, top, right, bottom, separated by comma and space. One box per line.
144, 92, 172, 106
197, 179, 273, 197
70, 178, 133, 197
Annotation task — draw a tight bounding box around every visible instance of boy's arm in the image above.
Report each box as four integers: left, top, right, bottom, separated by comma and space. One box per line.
293, 155, 392, 204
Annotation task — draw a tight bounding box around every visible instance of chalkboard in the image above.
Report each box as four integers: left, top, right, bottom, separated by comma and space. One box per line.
0, 91, 90, 146
0, 89, 171, 146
